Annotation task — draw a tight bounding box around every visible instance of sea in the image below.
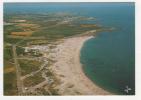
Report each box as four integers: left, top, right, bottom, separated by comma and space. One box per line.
4, 2, 135, 95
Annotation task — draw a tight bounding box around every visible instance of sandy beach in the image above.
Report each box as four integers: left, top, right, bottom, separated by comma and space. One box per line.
51, 36, 112, 95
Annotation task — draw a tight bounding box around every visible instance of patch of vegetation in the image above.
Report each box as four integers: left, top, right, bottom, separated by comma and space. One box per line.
4, 72, 18, 95
19, 60, 42, 76
4, 61, 15, 74
32, 22, 103, 42
4, 25, 24, 35
27, 40, 49, 45
16, 46, 25, 56
23, 72, 45, 87
4, 45, 17, 95
4, 35, 21, 44
4, 46, 13, 61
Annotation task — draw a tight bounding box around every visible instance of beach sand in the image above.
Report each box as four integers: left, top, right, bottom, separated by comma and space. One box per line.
51, 36, 112, 95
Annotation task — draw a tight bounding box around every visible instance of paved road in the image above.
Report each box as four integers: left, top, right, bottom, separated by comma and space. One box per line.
16, 57, 42, 61
12, 45, 23, 95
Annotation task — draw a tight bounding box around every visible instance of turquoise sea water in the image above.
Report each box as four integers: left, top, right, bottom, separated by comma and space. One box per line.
4, 3, 135, 95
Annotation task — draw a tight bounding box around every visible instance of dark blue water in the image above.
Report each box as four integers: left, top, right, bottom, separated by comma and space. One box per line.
4, 2, 135, 95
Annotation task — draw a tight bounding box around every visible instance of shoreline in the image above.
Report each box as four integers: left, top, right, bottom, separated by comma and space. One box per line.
51, 35, 112, 95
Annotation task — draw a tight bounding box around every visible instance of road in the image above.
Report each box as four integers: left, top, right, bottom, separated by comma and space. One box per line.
12, 45, 23, 95
16, 57, 42, 61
